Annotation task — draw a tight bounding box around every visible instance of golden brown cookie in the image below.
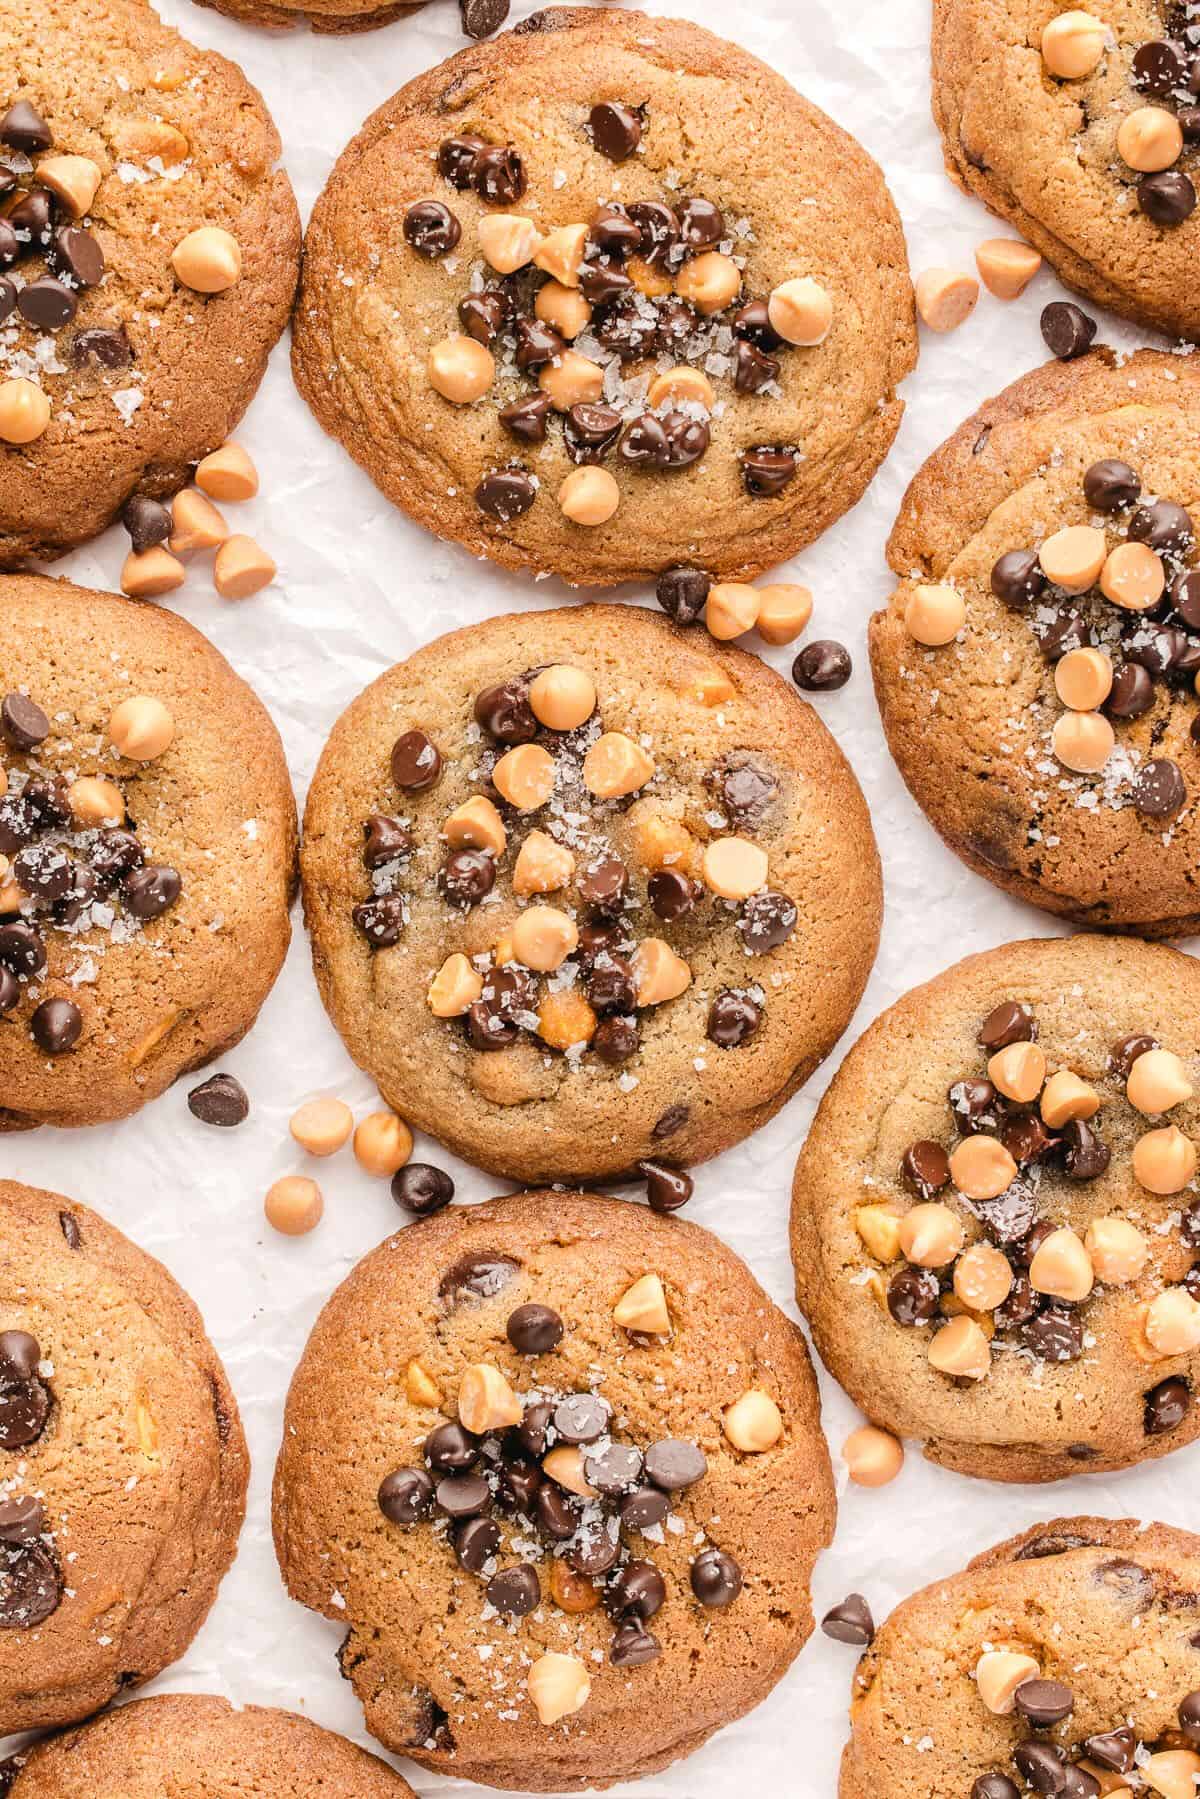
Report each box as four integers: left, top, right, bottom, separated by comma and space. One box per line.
933, 1, 1200, 339
0, 574, 297, 1131
0, 0, 299, 563
0, 1181, 248, 1735
792, 933, 1200, 1483
273, 1189, 836, 1791
291, 7, 916, 587
194, 0, 423, 30
301, 604, 880, 1184
841, 1517, 1200, 1799
871, 349, 1200, 935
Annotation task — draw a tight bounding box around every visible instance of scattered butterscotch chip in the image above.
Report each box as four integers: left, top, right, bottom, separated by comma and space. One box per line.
214, 535, 277, 600
1051, 709, 1114, 773
537, 988, 597, 1050
540, 349, 605, 410
493, 743, 556, 810
527, 1653, 591, 1726
1084, 1215, 1148, 1285
1040, 8, 1107, 78
975, 1650, 1041, 1715
559, 465, 620, 525
675, 250, 742, 315
1141, 1750, 1200, 1799
444, 795, 507, 857
1118, 105, 1184, 173
756, 583, 813, 645
0, 377, 50, 444
529, 666, 596, 731
1132, 1123, 1197, 1195
723, 1388, 783, 1452
68, 776, 125, 828
121, 545, 186, 600
915, 268, 979, 333
542, 1445, 598, 1497
627, 254, 674, 298
1099, 540, 1165, 611
613, 1271, 670, 1334
1039, 1068, 1099, 1127
36, 153, 102, 217
549, 1561, 599, 1613
953, 1243, 1013, 1312
172, 225, 242, 293
511, 904, 577, 972
1127, 1047, 1194, 1114
767, 276, 833, 346
1054, 645, 1113, 709
706, 583, 761, 641
974, 237, 1043, 299
196, 442, 259, 502
647, 365, 715, 411
632, 936, 691, 1005
478, 213, 542, 273
513, 830, 575, 896
1144, 1290, 1200, 1357
948, 1134, 1018, 1200
1029, 1225, 1094, 1303
458, 1362, 523, 1433
289, 1096, 354, 1157
169, 487, 229, 554
689, 669, 736, 706
265, 1175, 323, 1236
855, 1201, 903, 1262
405, 1357, 441, 1406
111, 117, 190, 160
905, 583, 965, 646
842, 1423, 903, 1487
928, 1315, 991, 1379
702, 836, 769, 899
582, 731, 655, 798
428, 335, 495, 404
109, 695, 175, 761
354, 1111, 413, 1177
1038, 523, 1107, 592
633, 814, 695, 873
987, 1040, 1046, 1104
533, 222, 589, 287
535, 280, 591, 340
897, 1201, 964, 1268
428, 951, 485, 1017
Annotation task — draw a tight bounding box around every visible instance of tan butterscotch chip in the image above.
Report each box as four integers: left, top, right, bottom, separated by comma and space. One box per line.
898, 1201, 965, 1268
843, 1424, 904, 1486
756, 583, 814, 645
36, 154, 102, 217
1118, 105, 1184, 173
1029, 1225, 1095, 1302
493, 744, 556, 811
405, 1357, 441, 1406
953, 1242, 1014, 1311
527, 1653, 591, 1726
1055, 646, 1114, 710
68, 776, 125, 828
458, 1362, 523, 1433
549, 1561, 600, 1613
975, 238, 1043, 299
1039, 523, 1107, 592
196, 442, 259, 502
928, 1315, 991, 1379
559, 466, 620, 526
121, 546, 186, 600
702, 836, 769, 899
214, 536, 276, 600
534, 222, 590, 287
627, 254, 674, 298
1041, 8, 1107, 77
1133, 1123, 1197, 1194
633, 814, 695, 873
354, 1111, 413, 1177
0, 378, 50, 444
541, 350, 606, 411
647, 365, 715, 411
109, 695, 175, 761
949, 1135, 1018, 1200
289, 1097, 354, 1157
690, 669, 736, 706
676, 250, 742, 315
975, 1650, 1041, 1715
444, 795, 507, 857
905, 583, 966, 646
915, 268, 979, 333
513, 830, 575, 896
542, 1445, 598, 1497
1127, 1047, 1194, 1114
535, 280, 591, 340
0, 871, 22, 913
428, 952, 484, 1017
613, 1271, 670, 1334
111, 116, 189, 159
172, 225, 242, 293
1145, 1290, 1200, 1357
1052, 710, 1114, 773
265, 1175, 324, 1236
1099, 541, 1165, 611
537, 989, 597, 1050
768, 276, 833, 346
723, 1388, 784, 1452
511, 905, 577, 972
633, 936, 691, 1005
706, 583, 761, 641
478, 213, 541, 273
1040, 1068, 1100, 1126
1084, 1215, 1149, 1285
1143, 1750, 1200, 1799
987, 1041, 1046, 1103
529, 665, 596, 732
427, 335, 495, 405
170, 487, 229, 554
583, 731, 655, 798
856, 1202, 904, 1262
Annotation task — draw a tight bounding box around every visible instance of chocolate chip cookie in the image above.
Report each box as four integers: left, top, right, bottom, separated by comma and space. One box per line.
2, 1692, 415, 1795
273, 1188, 835, 1790
841, 1517, 1200, 1799
871, 349, 1200, 934
301, 604, 880, 1183
0, 0, 299, 563
0, 574, 297, 1131
934, 1, 1200, 338
291, 7, 915, 587
792, 933, 1200, 1482
194, 0, 423, 31
0, 1179, 248, 1734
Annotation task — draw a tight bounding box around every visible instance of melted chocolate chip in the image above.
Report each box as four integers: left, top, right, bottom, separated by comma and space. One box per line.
978, 1000, 1036, 1048
741, 445, 798, 496
352, 894, 406, 946
363, 815, 412, 869
437, 134, 486, 188
475, 469, 537, 522
738, 889, 797, 952
707, 989, 761, 1046
901, 1140, 950, 1197
31, 997, 81, 1055
639, 1160, 693, 1213
378, 1467, 435, 1525
392, 1164, 454, 1216
472, 145, 526, 206
1145, 1374, 1191, 1434
690, 1546, 742, 1606
1, 692, 48, 752
648, 868, 699, 923
0, 103, 50, 154
438, 1253, 518, 1305
1083, 458, 1141, 513
438, 850, 495, 908
187, 1073, 249, 1127
887, 1265, 940, 1326
506, 1303, 563, 1355
589, 102, 642, 163
391, 730, 442, 794
1138, 168, 1197, 225
0, 1543, 60, 1629
486, 1563, 540, 1615
459, 290, 510, 346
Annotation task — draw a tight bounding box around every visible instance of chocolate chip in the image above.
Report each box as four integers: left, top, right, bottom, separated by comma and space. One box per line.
1129, 498, 1195, 556
472, 145, 526, 206
995, 1272, 1038, 1329
1000, 1115, 1059, 1168
391, 729, 442, 794
487, 1563, 540, 1614
738, 889, 797, 952
679, 197, 724, 250
619, 411, 708, 470
716, 761, 778, 826
564, 401, 622, 465
1014, 1742, 1067, 1796
690, 1546, 742, 1606
1138, 168, 1197, 224
978, 999, 1036, 1048
593, 1015, 639, 1063
1145, 1374, 1191, 1434
123, 863, 181, 920
1040, 300, 1097, 360
16, 275, 75, 331
707, 989, 761, 1046
1133, 756, 1186, 818
901, 1139, 950, 1197
352, 894, 406, 946
610, 1622, 661, 1666
972, 1180, 1040, 1245
475, 468, 537, 522
121, 494, 171, 555
453, 1517, 500, 1577
887, 1265, 940, 1326
438, 134, 486, 188
0, 1497, 42, 1545
0, 920, 45, 977
1, 693, 48, 752
589, 101, 642, 162
438, 849, 495, 908
0, 102, 49, 154
0, 1334, 38, 1383
741, 445, 799, 496
0, 968, 17, 1014
1133, 38, 1188, 92
459, 290, 510, 346
582, 955, 634, 1016
990, 549, 1046, 609
362, 815, 412, 870
0, 1543, 60, 1629
437, 1472, 491, 1519
651, 1102, 689, 1139
1171, 569, 1200, 630
506, 1302, 563, 1354
644, 1439, 705, 1489
1021, 1303, 1083, 1363
972, 1777, 1020, 1799
1014, 1678, 1073, 1727
731, 298, 782, 350
1083, 1728, 1135, 1772
187, 1072, 249, 1127
474, 678, 537, 744
1083, 458, 1141, 512
47, 225, 104, 288
588, 202, 643, 260
619, 1484, 669, 1531
8, 188, 55, 248
585, 1443, 644, 1495
31, 997, 81, 1055
792, 640, 851, 691
638, 1160, 693, 1213
72, 325, 133, 368
12, 842, 73, 905
567, 1522, 621, 1577
554, 1392, 609, 1445
378, 1467, 435, 1525
733, 338, 781, 393
494, 392, 549, 445
1183, 1199, 1200, 1248
535, 1482, 576, 1540
1179, 1692, 1200, 1744
820, 1592, 874, 1645
648, 868, 699, 922
460, 0, 509, 38
1033, 607, 1087, 661
577, 855, 628, 914
497, 1458, 541, 1515
1012, 1221, 1056, 1271
628, 200, 679, 266
424, 1423, 477, 1477
1105, 661, 1155, 718
514, 317, 565, 370
392, 1163, 454, 1216
579, 260, 634, 305
0, 276, 13, 322
948, 1077, 1001, 1135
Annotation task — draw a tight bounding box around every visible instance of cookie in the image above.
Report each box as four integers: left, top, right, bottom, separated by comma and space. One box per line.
193, 0, 424, 33
933, 1, 1200, 339
301, 603, 881, 1184
0, 574, 297, 1131
792, 933, 1200, 1483
841, 1516, 1200, 1799
2, 1692, 415, 1795
273, 1188, 835, 1790
0, 1180, 248, 1734
871, 348, 1200, 935
0, 0, 299, 563
291, 7, 916, 587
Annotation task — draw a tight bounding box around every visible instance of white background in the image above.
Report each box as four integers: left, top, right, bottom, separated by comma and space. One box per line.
5, 0, 1197, 1790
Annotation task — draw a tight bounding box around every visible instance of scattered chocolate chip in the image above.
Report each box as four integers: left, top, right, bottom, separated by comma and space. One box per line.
978, 999, 1036, 1048
948, 1077, 1001, 1135
1133, 38, 1188, 92
1132, 756, 1186, 819
733, 338, 781, 394
639, 1160, 693, 1213
1020, 1303, 1083, 1363
475, 678, 537, 744
495, 392, 550, 445
1145, 1374, 1191, 1434
378, 1467, 435, 1525
438, 1472, 492, 1520
564, 401, 622, 464
566, 1523, 621, 1578
72, 325, 133, 368
1013, 1742, 1066, 1796
585, 954, 637, 1015
1178, 1692, 1200, 1744
187, 1072, 249, 1127
1014, 1678, 1073, 1727
0, 276, 14, 322
475, 468, 537, 523
1138, 168, 1197, 225
438, 849, 495, 909
577, 855, 628, 915
620, 411, 709, 470
392, 1163, 454, 1216
644, 1439, 705, 1489
0, 103, 50, 153
391, 729, 442, 794
994, 1272, 1038, 1329
426, 1422, 477, 1474
8, 189, 55, 248
12, 842, 73, 905
648, 868, 699, 922
121, 494, 172, 556
887, 1265, 941, 1326
820, 1592, 874, 1645
738, 889, 797, 953
459, 290, 511, 346
535, 1482, 576, 1540
588, 202, 643, 260
792, 640, 851, 691
438, 134, 486, 188
678, 196, 724, 250
589, 101, 642, 162
1000, 1114, 1059, 1168
352, 894, 406, 946
1129, 497, 1195, 556
972, 1777, 1020, 1799
707, 989, 761, 1046
1033, 606, 1087, 661
1083, 1727, 1136, 1772
619, 1484, 669, 1531
0, 1332, 48, 1450
123, 863, 181, 920
651, 1103, 689, 1139
0, 968, 16, 1014
715, 761, 778, 827
514, 317, 565, 370
487, 1563, 540, 1614
1040, 300, 1097, 360
585, 1443, 643, 1495
506, 1302, 563, 1354
30, 997, 81, 1055
1083, 458, 1141, 513
593, 1015, 639, 1063
990, 549, 1047, 609
610, 1622, 661, 1666
741, 445, 798, 496
1105, 661, 1154, 718
973, 1179, 1040, 1245
0, 1543, 60, 1629
690, 1546, 742, 1607
579, 260, 634, 306
0, 1497, 42, 1545
47, 225, 103, 288
628, 200, 679, 266
473, 145, 526, 206
460, 0, 510, 38
1, 692, 48, 752
16, 275, 75, 331
497, 1458, 541, 1515
362, 815, 412, 870
554, 1392, 609, 1445
901, 1139, 951, 1197
455, 1514, 501, 1572
1172, 569, 1200, 630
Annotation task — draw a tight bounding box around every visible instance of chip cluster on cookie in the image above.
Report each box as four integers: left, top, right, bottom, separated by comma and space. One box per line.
0, 1327, 61, 1631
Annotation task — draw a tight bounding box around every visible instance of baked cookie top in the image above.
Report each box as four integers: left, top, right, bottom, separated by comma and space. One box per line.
2, 1692, 414, 1796
934, 0, 1200, 338
872, 349, 1200, 934
272, 1189, 835, 1791
841, 1517, 1200, 1799
301, 604, 880, 1183
0, 1181, 248, 1736
194, 0, 423, 31
291, 6, 915, 587
792, 933, 1200, 1483
0, 575, 297, 1131
0, 0, 299, 563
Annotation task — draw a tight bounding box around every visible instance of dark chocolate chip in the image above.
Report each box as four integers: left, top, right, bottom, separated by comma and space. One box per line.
0, 920, 44, 976
392, 1163, 454, 1216
628, 200, 679, 266
459, 290, 510, 346
438, 134, 486, 188
972, 1777, 1020, 1799
887, 1265, 941, 1326
0, 1543, 60, 1629
438, 849, 495, 908
901, 1140, 950, 1197
0, 276, 13, 321
1132, 756, 1186, 818
593, 1015, 639, 1063
589, 102, 642, 162
610, 1622, 661, 1666
638, 1160, 693, 1213
978, 1000, 1036, 1048
352, 894, 406, 946
487, 1563, 540, 1615
362, 815, 412, 869
1040, 301, 1097, 360
579, 260, 634, 305
792, 640, 851, 690
644, 1439, 705, 1489
0, 1333, 38, 1383
1083, 458, 1141, 512
554, 1392, 609, 1444
585, 1443, 644, 1495
506, 1302, 563, 1354
738, 889, 797, 952
690, 1546, 742, 1606
454, 1515, 501, 1571
619, 1484, 669, 1531
1179, 1692, 1200, 1744
1021, 1303, 1083, 1363
733, 338, 781, 393
121, 494, 172, 555
732, 299, 783, 349
564, 401, 622, 464
577, 855, 628, 914
475, 469, 537, 522
378, 1466, 435, 1525
1105, 661, 1154, 718
12, 842, 73, 904
436, 1472, 491, 1518
1138, 168, 1197, 225
585, 954, 637, 1016
535, 1482, 576, 1540
47, 226, 104, 288
1083, 1727, 1136, 1772
566, 1523, 621, 1577
1001, 1113, 1059, 1167
991, 549, 1047, 609
0, 967, 17, 1014
608, 1558, 666, 1621
16, 276, 75, 331
820, 1593, 874, 1645
1, 693, 48, 751
187, 1072, 249, 1127
678, 197, 724, 250
391, 729, 442, 793
1013, 1742, 1066, 1796
30, 997, 81, 1055
8, 188, 55, 248
122, 863, 181, 920
0, 103, 50, 153
0, 1497, 42, 1545
707, 989, 761, 1046
716, 761, 778, 825
1014, 1678, 1073, 1727
741, 445, 798, 496
648, 868, 699, 922
1133, 38, 1189, 92
1145, 1374, 1191, 1434
498, 392, 552, 443
72, 325, 133, 368
426, 1422, 477, 1475
651, 1103, 689, 1139
475, 679, 537, 744
588, 202, 643, 260
971, 1179, 1039, 1244
472, 145, 526, 206
948, 1077, 1001, 1135
460, 0, 510, 38
514, 317, 565, 370
1129, 498, 1195, 556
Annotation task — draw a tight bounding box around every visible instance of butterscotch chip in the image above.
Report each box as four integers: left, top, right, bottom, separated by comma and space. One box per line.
689, 669, 736, 706
928, 1315, 991, 1379
842, 1424, 903, 1486
1052, 709, 1114, 773
493, 744, 556, 810
68, 776, 125, 828
529, 665, 596, 731
427, 335, 495, 405
723, 1388, 783, 1452
37, 153, 102, 217
1099, 541, 1165, 611
633, 813, 696, 872
172, 225, 242, 293
170, 487, 230, 554
527, 1653, 591, 1726
534, 223, 590, 287
0, 378, 50, 444
121, 546, 186, 599
702, 836, 769, 899
511, 905, 577, 972
289, 1096, 354, 1157
1127, 1047, 1194, 1114
1054, 646, 1113, 710
1038, 523, 1107, 593
354, 1111, 413, 1177
1144, 1290, 1200, 1357
540, 350, 605, 411
1143, 1750, 1200, 1799
1039, 1068, 1099, 1127
111, 117, 190, 160
478, 213, 542, 273
855, 1201, 904, 1262
537, 989, 597, 1050
675, 251, 742, 315
549, 1561, 600, 1613
583, 731, 655, 798
975, 1649, 1041, 1715
897, 1201, 964, 1268
513, 829, 575, 895
756, 583, 813, 645
987, 1040, 1046, 1103
215, 533, 277, 601
1084, 1215, 1148, 1285
265, 1175, 323, 1236
915, 268, 979, 333
444, 795, 507, 857
613, 1271, 670, 1333
953, 1242, 1013, 1312
706, 583, 761, 641
559, 465, 620, 525
627, 254, 674, 298
768, 276, 833, 346
196, 442, 259, 502
905, 583, 965, 646
1132, 1123, 1197, 1194
535, 280, 591, 340
1118, 106, 1184, 174
1029, 1225, 1094, 1303
109, 695, 176, 761
458, 1362, 523, 1433
542, 1445, 598, 1497
647, 366, 715, 411
1041, 9, 1107, 78
975, 238, 1043, 299
948, 1135, 1018, 1200
632, 936, 691, 1005
405, 1356, 441, 1405
428, 952, 484, 1017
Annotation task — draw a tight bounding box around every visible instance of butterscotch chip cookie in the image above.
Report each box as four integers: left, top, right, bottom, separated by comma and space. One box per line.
0, 0, 299, 563
273, 1188, 835, 1790
792, 933, 1200, 1483
0, 1180, 247, 1735
841, 1517, 1200, 1799
194, 0, 424, 31
933, 1, 1200, 338
291, 7, 915, 587
0, 575, 297, 1131
871, 349, 1200, 934
301, 604, 880, 1183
